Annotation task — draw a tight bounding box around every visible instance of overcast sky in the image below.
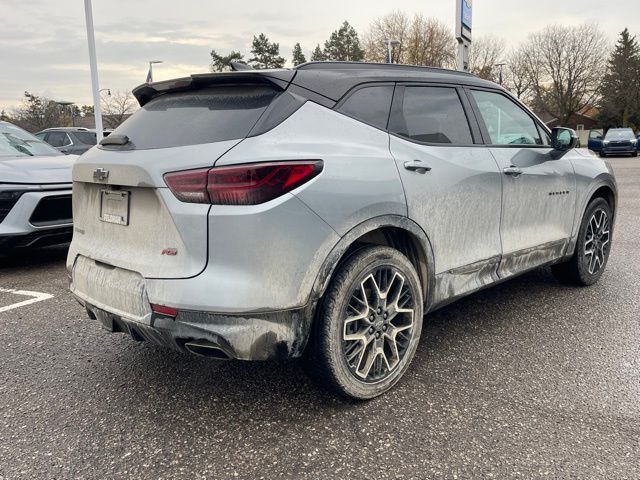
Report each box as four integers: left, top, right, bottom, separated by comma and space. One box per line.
1, 0, 638, 109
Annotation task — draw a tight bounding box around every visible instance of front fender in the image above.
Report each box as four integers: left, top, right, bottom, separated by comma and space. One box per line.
565, 155, 618, 259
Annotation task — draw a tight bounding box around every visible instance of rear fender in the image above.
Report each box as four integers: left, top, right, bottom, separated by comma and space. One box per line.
308, 215, 436, 311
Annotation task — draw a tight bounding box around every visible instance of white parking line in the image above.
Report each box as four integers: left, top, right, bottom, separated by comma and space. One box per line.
0, 288, 54, 313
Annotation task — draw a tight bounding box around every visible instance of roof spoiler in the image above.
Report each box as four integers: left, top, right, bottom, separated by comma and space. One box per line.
132, 70, 296, 107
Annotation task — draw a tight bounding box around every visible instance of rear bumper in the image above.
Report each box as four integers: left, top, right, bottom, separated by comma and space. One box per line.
78, 297, 312, 360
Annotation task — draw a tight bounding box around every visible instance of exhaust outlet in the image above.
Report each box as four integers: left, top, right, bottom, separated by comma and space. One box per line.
184, 341, 231, 360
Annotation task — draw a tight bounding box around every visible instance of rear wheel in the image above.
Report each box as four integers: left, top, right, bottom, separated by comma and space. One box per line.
552, 197, 612, 286
307, 246, 423, 399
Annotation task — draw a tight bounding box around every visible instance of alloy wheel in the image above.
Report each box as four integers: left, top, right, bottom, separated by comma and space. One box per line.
342, 267, 415, 383
584, 208, 610, 275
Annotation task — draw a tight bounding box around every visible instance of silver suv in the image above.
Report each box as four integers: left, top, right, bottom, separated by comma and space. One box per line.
68, 62, 617, 399
1, 122, 75, 252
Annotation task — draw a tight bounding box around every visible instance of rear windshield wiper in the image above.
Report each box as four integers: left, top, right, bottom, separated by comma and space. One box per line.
99, 134, 130, 146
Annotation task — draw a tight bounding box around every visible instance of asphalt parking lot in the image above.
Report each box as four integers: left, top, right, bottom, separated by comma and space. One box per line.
1, 157, 639, 479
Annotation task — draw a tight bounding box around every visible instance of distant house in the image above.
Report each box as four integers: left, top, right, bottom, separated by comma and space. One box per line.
538, 106, 600, 132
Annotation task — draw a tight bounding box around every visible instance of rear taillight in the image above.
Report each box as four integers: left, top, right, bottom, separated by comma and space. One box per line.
164, 161, 323, 205
163, 168, 210, 203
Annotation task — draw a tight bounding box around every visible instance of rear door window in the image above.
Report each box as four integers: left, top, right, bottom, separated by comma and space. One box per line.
389, 86, 473, 145
337, 85, 394, 130
111, 86, 279, 150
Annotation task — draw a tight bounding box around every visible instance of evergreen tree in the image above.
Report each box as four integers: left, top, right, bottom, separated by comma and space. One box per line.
80, 105, 95, 117
249, 33, 285, 69
598, 28, 640, 129
210, 50, 245, 72
310, 44, 326, 61
292, 43, 307, 66
323, 21, 365, 61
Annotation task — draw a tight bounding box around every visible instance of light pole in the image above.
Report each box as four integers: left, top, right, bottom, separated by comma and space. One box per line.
147, 60, 163, 83
384, 39, 401, 64
83, 0, 104, 142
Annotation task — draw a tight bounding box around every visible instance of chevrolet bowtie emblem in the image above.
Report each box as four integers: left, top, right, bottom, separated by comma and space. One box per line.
93, 167, 109, 182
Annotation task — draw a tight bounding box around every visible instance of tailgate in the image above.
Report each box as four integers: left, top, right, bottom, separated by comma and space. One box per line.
70, 180, 209, 279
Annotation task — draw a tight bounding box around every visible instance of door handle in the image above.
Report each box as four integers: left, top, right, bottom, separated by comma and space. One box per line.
404, 160, 432, 174
503, 166, 523, 176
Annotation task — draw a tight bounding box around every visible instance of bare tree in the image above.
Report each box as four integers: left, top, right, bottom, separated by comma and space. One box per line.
468, 35, 506, 81
363, 11, 455, 68
405, 15, 456, 68
504, 47, 533, 102
363, 10, 411, 63
101, 91, 137, 129
523, 23, 607, 125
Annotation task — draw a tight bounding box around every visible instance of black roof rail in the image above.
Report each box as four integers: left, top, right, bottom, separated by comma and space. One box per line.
294, 61, 476, 77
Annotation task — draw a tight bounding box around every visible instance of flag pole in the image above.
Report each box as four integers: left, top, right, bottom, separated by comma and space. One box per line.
83, 0, 104, 142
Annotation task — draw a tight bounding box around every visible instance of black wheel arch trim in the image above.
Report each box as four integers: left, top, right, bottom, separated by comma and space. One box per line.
308, 215, 436, 313
565, 176, 617, 260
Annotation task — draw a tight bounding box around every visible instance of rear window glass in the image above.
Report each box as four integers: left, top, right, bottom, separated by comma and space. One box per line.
111, 86, 278, 149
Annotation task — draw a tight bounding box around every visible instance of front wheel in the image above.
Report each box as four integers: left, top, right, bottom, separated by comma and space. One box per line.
552, 197, 612, 286
306, 246, 424, 399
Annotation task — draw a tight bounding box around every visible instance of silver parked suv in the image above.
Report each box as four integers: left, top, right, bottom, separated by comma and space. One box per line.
1, 121, 75, 252
68, 62, 617, 399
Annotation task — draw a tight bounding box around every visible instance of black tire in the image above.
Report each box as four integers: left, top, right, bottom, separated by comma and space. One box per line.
306, 246, 424, 400
552, 197, 613, 286
632, 151, 638, 157
599, 151, 606, 157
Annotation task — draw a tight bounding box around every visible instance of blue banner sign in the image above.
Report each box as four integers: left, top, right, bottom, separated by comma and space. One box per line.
461, 0, 472, 30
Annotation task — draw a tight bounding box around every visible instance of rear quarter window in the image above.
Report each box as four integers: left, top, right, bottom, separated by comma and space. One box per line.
337, 85, 394, 130
110, 86, 279, 150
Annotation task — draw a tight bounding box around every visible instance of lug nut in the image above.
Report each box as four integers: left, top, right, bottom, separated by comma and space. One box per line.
383, 312, 388, 319
369, 327, 375, 334
377, 307, 383, 314
375, 332, 381, 338
382, 325, 387, 332
369, 314, 375, 321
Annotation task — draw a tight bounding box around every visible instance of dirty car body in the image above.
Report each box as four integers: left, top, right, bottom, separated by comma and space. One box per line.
67, 63, 617, 371
0, 121, 75, 252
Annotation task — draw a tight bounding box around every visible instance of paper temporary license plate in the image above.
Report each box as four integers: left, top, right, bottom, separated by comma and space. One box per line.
99, 190, 130, 226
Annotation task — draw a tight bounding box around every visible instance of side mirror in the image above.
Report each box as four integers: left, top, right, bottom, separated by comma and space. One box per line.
551, 127, 579, 151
